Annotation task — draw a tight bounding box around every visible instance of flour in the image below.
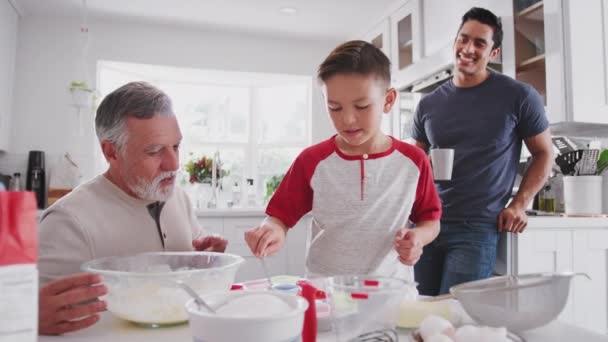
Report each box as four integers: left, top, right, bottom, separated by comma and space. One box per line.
216, 293, 292, 318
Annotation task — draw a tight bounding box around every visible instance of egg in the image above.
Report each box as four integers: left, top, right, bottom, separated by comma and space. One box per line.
454, 324, 510, 342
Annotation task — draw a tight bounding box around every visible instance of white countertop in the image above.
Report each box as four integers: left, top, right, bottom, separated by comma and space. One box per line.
527, 216, 608, 228
195, 208, 608, 228
195, 207, 266, 217
38, 310, 608, 342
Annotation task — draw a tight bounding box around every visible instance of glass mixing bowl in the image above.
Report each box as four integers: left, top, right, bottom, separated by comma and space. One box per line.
308, 275, 417, 341
81, 252, 244, 327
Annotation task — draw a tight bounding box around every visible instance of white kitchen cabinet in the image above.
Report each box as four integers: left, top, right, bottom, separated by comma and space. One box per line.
514, 221, 608, 335
362, 19, 396, 137
514, 229, 575, 323
572, 229, 608, 334
562, 0, 608, 124
363, 19, 391, 60
197, 213, 310, 283
390, 0, 423, 80
0, 0, 18, 151
199, 217, 223, 236
511, 0, 567, 124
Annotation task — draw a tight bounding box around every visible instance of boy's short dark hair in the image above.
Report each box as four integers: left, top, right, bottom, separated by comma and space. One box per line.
317, 40, 391, 86
459, 7, 503, 50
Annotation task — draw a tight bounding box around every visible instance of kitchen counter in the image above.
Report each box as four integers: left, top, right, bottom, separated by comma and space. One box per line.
195, 208, 608, 225
528, 216, 608, 228
38, 311, 608, 342
195, 207, 266, 217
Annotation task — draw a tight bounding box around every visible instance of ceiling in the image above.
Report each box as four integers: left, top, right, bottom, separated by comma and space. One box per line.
12, 0, 397, 41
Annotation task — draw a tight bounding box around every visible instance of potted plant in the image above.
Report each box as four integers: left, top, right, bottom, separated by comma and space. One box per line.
264, 174, 285, 204
184, 155, 228, 185
598, 149, 608, 215
184, 154, 228, 209
598, 149, 608, 175
68, 81, 95, 108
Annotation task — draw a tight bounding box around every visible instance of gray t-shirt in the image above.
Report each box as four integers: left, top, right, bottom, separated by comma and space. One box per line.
412, 71, 549, 223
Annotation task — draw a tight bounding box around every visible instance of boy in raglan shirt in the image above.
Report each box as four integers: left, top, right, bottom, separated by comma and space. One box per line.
244, 40, 441, 281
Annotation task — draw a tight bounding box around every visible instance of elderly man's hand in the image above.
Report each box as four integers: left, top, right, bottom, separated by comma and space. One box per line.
192, 235, 228, 252
39, 273, 108, 335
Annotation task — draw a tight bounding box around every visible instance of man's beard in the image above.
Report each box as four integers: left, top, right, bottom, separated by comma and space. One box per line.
127, 170, 177, 201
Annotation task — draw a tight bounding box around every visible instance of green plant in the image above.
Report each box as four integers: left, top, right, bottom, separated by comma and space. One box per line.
265, 174, 285, 202
598, 149, 608, 175
68, 81, 94, 92
184, 155, 228, 184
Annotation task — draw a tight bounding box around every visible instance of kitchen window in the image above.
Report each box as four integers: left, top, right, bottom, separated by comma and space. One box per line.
96, 61, 312, 199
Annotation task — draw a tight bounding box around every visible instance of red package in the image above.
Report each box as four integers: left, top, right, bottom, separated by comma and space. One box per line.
0, 192, 38, 265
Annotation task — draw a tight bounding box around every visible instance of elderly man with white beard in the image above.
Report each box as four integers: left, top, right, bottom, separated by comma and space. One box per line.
37, 82, 227, 335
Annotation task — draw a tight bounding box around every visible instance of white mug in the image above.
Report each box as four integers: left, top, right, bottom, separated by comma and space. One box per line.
430, 148, 454, 181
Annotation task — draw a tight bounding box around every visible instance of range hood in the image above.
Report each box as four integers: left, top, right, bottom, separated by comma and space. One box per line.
397, 45, 453, 93
550, 121, 608, 138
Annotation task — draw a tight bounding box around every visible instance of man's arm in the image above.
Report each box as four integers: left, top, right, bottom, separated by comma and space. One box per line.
38, 208, 94, 284
499, 128, 554, 233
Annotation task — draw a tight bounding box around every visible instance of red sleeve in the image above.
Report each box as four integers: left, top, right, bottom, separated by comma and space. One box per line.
265, 140, 333, 227
407, 146, 442, 223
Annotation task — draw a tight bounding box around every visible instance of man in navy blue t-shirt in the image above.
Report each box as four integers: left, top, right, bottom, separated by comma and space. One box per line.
412, 7, 554, 295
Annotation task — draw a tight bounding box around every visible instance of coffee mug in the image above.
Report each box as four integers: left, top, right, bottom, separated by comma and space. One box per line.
430, 148, 454, 181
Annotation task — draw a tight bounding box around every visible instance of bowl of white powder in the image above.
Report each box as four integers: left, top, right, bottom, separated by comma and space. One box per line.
81, 252, 244, 327
186, 291, 309, 342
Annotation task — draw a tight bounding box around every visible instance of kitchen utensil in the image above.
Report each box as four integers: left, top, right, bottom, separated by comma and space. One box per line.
186, 291, 308, 342
551, 136, 575, 154
308, 275, 416, 341
555, 149, 584, 175
449, 272, 590, 332
81, 252, 243, 326
175, 279, 216, 314
260, 257, 273, 290
574, 149, 600, 175
563, 175, 603, 214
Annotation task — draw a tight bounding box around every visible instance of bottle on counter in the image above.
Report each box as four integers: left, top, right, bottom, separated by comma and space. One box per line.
9, 172, 22, 191
541, 185, 555, 212
246, 178, 257, 207
232, 181, 241, 207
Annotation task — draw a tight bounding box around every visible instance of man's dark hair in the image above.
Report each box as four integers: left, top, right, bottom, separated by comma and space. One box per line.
459, 7, 503, 50
317, 40, 391, 86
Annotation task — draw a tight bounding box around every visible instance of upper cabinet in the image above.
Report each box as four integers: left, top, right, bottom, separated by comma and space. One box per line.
0, 0, 18, 151
360, 0, 608, 129
362, 19, 395, 136
512, 0, 567, 123
390, 0, 424, 80
562, 0, 608, 124
363, 19, 391, 60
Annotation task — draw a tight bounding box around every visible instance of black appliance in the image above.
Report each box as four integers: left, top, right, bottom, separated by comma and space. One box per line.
26, 150, 47, 209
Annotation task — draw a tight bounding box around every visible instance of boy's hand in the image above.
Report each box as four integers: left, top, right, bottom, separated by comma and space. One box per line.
244, 217, 287, 257
394, 228, 424, 266
192, 235, 228, 252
